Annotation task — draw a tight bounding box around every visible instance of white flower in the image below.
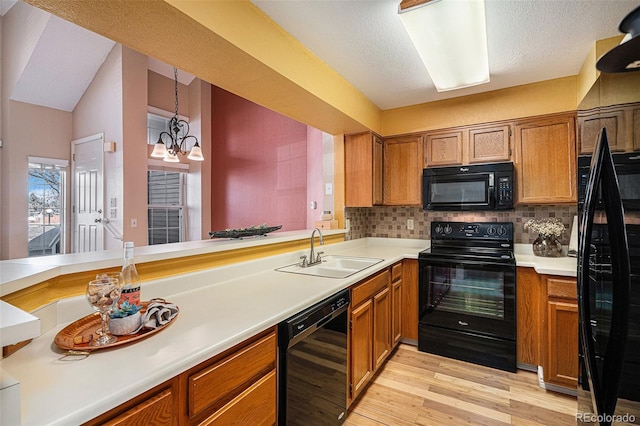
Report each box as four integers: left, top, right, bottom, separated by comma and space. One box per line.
523, 219, 566, 237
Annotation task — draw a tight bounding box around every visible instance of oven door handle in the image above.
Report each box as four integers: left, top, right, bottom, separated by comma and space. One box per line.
420, 258, 514, 269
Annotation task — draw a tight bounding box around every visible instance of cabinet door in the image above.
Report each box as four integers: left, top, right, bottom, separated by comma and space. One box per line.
345, 132, 377, 207
545, 300, 579, 388
199, 371, 276, 426
578, 109, 624, 154
383, 136, 422, 205
373, 136, 383, 205
468, 124, 511, 163
373, 286, 391, 370
103, 389, 174, 426
400, 259, 418, 341
514, 114, 577, 204
392, 279, 402, 347
516, 267, 543, 367
424, 131, 463, 167
350, 300, 373, 401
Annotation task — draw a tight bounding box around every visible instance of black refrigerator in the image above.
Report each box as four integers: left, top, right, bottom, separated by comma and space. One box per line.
577, 129, 640, 425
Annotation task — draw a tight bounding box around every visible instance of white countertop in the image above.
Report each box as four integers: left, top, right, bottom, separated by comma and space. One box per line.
0, 230, 347, 297
0, 237, 427, 426
514, 243, 577, 277
0, 236, 577, 425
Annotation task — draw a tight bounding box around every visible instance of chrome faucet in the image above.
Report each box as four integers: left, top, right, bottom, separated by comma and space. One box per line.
307, 228, 324, 266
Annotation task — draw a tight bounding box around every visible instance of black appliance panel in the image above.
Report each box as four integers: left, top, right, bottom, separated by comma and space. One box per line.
278, 290, 349, 426
419, 257, 516, 340
422, 162, 514, 211
578, 152, 640, 212
418, 221, 516, 372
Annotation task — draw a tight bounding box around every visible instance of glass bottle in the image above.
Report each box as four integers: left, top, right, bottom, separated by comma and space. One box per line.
119, 241, 141, 307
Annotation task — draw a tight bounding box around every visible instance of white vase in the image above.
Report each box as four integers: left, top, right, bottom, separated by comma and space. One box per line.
109, 311, 141, 335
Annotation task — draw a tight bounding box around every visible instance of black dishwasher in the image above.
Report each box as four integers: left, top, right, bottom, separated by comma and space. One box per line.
278, 289, 350, 425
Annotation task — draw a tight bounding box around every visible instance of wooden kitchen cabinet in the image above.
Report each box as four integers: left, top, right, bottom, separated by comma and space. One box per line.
391, 262, 403, 347
468, 123, 511, 163
424, 123, 511, 167
578, 102, 640, 154
578, 106, 624, 154
516, 267, 543, 367
424, 130, 463, 167
373, 286, 391, 370
187, 330, 276, 423
514, 113, 577, 204
350, 299, 373, 402
83, 328, 277, 426
400, 259, 418, 342
349, 269, 391, 403
345, 131, 383, 207
383, 135, 423, 205
83, 378, 178, 426
543, 276, 579, 389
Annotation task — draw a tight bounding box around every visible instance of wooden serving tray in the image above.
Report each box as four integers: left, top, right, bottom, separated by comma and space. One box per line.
54, 301, 179, 351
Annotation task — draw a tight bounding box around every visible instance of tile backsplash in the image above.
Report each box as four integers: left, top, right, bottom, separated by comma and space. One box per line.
345, 205, 578, 245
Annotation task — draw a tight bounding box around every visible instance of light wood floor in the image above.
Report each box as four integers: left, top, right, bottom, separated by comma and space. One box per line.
346, 344, 577, 426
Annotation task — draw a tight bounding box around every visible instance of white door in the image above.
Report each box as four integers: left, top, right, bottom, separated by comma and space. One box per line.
72, 134, 104, 253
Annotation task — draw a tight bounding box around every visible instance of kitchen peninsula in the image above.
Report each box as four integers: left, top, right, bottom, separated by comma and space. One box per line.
1, 234, 576, 425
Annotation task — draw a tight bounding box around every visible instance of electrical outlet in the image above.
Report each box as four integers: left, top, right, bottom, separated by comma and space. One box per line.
345, 219, 351, 231
131, 218, 137, 228
325, 183, 333, 195
407, 219, 414, 230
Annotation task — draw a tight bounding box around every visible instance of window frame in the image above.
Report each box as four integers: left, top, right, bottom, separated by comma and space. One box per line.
27, 156, 68, 257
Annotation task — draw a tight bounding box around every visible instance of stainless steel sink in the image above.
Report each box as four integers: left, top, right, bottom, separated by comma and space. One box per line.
276, 255, 384, 279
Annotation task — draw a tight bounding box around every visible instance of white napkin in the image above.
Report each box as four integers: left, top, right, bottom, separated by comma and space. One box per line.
131, 300, 179, 333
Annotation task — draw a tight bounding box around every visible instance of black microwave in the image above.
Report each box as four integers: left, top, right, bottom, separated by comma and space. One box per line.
578, 152, 640, 212
422, 162, 514, 211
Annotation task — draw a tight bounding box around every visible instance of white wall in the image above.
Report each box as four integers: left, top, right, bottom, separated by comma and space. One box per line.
72, 44, 123, 250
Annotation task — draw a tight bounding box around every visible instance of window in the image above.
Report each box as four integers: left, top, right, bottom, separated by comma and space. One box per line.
147, 170, 185, 245
28, 158, 67, 257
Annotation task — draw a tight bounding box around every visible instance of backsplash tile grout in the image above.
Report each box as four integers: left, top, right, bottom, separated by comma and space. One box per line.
345, 205, 577, 245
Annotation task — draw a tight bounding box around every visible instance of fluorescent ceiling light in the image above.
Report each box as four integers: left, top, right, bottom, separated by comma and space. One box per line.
399, 0, 490, 92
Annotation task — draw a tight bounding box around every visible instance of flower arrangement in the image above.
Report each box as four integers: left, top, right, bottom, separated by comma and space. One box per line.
110, 301, 142, 319
523, 218, 566, 237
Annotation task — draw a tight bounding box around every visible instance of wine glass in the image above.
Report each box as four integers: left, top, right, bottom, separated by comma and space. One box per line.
86, 277, 122, 346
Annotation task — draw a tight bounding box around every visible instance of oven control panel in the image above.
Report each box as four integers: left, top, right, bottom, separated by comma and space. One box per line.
431, 221, 513, 241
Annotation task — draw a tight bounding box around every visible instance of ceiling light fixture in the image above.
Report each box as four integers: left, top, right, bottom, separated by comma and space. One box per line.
398, 0, 490, 92
151, 67, 204, 162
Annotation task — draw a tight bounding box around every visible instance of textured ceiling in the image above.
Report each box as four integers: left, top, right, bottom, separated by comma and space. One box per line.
253, 0, 640, 110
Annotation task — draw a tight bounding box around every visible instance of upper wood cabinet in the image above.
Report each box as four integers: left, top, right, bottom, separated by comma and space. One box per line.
578, 102, 640, 154
468, 124, 511, 163
424, 123, 511, 167
424, 130, 463, 167
514, 113, 577, 204
383, 136, 423, 205
578, 107, 625, 154
345, 132, 383, 207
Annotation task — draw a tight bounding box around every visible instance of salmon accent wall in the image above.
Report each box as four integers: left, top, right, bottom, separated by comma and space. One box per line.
211, 86, 309, 232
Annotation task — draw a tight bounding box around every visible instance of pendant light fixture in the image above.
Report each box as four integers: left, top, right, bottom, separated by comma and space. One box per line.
151, 67, 204, 162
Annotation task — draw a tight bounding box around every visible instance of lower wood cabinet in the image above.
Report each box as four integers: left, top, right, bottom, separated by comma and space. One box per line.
391, 262, 403, 346
349, 268, 391, 404
543, 276, 579, 389
83, 328, 277, 426
400, 259, 418, 341
516, 267, 543, 367
516, 268, 578, 391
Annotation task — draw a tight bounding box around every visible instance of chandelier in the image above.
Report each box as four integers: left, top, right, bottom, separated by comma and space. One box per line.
150, 67, 204, 162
